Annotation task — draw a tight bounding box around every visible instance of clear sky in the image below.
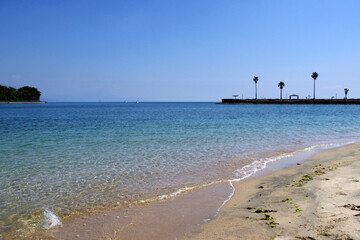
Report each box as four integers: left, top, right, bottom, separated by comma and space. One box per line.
1, 0, 359, 102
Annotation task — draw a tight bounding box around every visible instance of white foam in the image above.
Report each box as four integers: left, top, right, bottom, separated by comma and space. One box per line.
233, 141, 354, 181
137, 180, 224, 205
158, 186, 195, 200
43, 209, 62, 229
136, 186, 199, 204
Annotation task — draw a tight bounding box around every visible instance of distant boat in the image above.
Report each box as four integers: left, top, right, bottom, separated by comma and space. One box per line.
136, 101, 139, 104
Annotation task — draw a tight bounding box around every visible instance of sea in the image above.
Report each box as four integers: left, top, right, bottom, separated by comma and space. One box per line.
1, 102, 360, 239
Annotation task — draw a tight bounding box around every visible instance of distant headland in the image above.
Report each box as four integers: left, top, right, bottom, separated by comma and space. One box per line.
0, 85, 46, 104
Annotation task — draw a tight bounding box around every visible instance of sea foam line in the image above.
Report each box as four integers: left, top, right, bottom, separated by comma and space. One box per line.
133, 141, 355, 219
214, 141, 356, 217
138, 180, 225, 204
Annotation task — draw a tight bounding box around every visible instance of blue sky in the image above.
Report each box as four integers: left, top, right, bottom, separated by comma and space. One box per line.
1, 0, 359, 102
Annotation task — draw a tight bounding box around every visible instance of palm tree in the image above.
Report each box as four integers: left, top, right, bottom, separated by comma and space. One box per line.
253, 76, 259, 99
344, 88, 349, 99
278, 81, 285, 99
311, 72, 318, 99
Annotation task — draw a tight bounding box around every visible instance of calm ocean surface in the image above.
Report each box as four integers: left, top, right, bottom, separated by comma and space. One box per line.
1, 102, 360, 238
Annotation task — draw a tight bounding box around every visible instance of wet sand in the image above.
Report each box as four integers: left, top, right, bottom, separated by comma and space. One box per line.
50, 143, 360, 239
50, 182, 233, 240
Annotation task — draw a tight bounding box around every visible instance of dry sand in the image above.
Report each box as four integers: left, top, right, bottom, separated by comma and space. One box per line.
50, 143, 360, 240
183, 143, 360, 240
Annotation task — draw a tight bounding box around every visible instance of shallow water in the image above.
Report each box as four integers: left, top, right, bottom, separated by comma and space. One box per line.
1, 102, 360, 238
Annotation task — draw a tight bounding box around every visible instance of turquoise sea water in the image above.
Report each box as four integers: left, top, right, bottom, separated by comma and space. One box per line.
1, 102, 360, 238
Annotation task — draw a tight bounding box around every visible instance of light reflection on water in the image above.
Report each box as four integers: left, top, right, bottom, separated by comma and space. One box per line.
1, 102, 360, 238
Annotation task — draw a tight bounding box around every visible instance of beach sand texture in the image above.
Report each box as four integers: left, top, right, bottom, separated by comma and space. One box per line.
50, 143, 360, 240
183, 143, 360, 240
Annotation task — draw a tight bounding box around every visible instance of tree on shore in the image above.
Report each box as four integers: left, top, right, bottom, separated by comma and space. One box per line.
344, 88, 349, 99
0, 85, 16, 101
0, 85, 41, 102
278, 81, 285, 99
253, 76, 259, 99
311, 72, 318, 99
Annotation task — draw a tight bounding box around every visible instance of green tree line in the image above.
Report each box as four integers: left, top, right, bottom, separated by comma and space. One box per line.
0, 85, 41, 102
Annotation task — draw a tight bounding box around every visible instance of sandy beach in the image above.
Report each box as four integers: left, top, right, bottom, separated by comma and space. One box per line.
4, 1, 360, 238
183, 143, 360, 240
48, 143, 360, 240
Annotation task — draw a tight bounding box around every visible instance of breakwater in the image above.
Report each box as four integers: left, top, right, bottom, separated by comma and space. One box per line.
219, 99, 360, 104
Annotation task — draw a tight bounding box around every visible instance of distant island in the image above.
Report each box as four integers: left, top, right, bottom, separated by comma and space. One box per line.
0, 85, 44, 103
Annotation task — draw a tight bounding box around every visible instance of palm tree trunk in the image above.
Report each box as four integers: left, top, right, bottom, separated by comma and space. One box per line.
280, 89, 282, 99
255, 83, 257, 99
313, 80, 316, 99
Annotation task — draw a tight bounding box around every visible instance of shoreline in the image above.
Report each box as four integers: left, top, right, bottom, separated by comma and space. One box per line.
182, 142, 360, 240
47, 142, 360, 240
